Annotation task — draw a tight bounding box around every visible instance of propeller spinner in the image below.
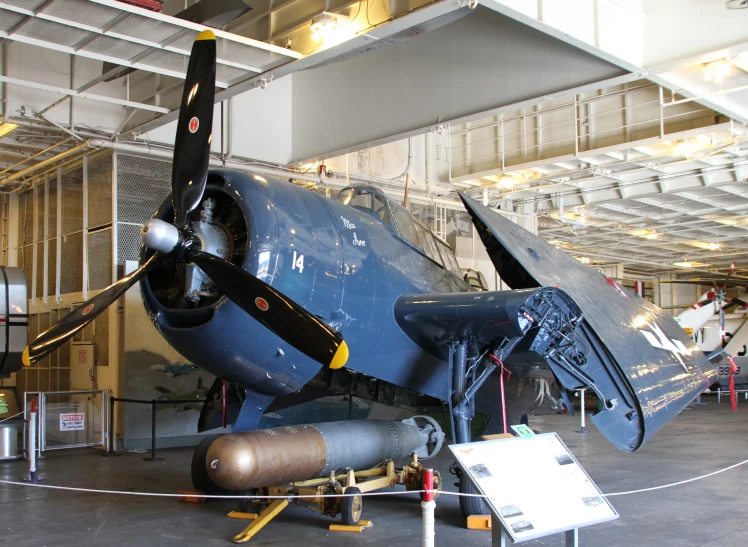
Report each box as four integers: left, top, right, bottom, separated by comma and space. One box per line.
23, 30, 348, 372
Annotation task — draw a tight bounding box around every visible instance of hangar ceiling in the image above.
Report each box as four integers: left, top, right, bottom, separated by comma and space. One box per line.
455, 124, 748, 277
0, 0, 746, 279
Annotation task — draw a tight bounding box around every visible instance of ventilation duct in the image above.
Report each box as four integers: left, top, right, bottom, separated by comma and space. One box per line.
174, 0, 253, 29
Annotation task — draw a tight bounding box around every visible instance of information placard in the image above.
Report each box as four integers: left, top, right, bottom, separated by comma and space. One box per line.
60, 413, 85, 431
449, 433, 617, 543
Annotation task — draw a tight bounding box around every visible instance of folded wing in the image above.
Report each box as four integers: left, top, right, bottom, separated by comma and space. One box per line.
457, 192, 716, 451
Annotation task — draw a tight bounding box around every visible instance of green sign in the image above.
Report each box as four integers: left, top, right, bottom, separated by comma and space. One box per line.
510, 424, 536, 439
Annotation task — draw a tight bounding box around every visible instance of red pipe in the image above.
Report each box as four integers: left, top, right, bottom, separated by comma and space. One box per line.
115, 0, 163, 12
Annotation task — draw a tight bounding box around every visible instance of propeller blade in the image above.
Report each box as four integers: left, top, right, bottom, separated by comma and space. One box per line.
23, 254, 162, 366
172, 30, 216, 228
187, 251, 348, 369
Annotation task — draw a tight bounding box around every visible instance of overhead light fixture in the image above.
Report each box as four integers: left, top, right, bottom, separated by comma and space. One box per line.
310, 12, 340, 41
673, 140, 694, 158
496, 174, 516, 190
674, 261, 694, 268
578, 256, 591, 264
0, 121, 19, 138
709, 242, 721, 251
726, 0, 748, 9
703, 60, 732, 85
645, 233, 658, 240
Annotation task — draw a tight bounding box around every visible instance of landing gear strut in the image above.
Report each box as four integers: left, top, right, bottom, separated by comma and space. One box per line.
448, 337, 522, 517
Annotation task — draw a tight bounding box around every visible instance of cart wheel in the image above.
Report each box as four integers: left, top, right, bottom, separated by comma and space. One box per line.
420, 470, 442, 501
340, 486, 363, 525
237, 493, 254, 514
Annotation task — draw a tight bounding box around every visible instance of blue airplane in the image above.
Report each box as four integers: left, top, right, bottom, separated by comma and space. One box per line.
23, 30, 715, 518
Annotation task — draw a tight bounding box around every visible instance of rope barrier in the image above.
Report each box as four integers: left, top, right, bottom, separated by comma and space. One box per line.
2, 454, 748, 500
602, 457, 748, 497
0, 410, 24, 423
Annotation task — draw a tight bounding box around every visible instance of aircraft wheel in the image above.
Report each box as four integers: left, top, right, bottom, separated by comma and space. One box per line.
340, 486, 363, 525
459, 473, 489, 517
191, 434, 226, 495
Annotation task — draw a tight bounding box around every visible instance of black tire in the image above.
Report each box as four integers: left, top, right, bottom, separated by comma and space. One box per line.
191, 434, 225, 495
238, 491, 259, 514
459, 474, 489, 517
340, 486, 363, 525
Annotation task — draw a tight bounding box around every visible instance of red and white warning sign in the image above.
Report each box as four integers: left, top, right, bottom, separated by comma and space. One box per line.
60, 413, 85, 431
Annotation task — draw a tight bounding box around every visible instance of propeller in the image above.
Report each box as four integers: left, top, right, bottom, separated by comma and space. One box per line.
23, 30, 348, 371
23, 254, 161, 366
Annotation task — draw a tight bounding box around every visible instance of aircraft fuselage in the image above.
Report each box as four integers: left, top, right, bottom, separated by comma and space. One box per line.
141, 170, 469, 424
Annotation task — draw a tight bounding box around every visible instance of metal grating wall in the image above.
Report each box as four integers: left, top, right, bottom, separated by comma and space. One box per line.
60, 232, 83, 294
88, 155, 113, 229
87, 229, 112, 291
61, 167, 83, 236
11, 152, 116, 389
116, 154, 172, 265
13, 152, 115, 302
17, 309, 73, 394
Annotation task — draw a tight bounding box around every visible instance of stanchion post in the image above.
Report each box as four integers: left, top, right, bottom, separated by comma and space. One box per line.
577, 389, 588, 434
101, 395, 121, 457
143, 400, 163, 462
24, 399, 43, 482
422, 468, 436, 547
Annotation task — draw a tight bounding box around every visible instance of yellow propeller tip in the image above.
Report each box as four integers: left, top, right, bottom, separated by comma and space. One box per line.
196, 30, 216, 41
22, 346, 30, 367
329, 341, 349, 370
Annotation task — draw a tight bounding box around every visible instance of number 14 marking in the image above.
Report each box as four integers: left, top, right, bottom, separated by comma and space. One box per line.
292, 251, 304, 273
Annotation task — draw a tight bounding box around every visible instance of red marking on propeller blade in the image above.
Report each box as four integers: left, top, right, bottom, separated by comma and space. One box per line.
255, 297, 269, 312
82, 304, 95, 316
189, 117, 199, 133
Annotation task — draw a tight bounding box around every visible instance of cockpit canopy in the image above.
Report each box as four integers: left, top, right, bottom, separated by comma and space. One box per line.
336, 185, 462, 276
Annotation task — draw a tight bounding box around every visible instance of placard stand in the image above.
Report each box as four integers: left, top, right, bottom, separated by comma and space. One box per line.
492, 516, 578, 546
450, 433, 616, 545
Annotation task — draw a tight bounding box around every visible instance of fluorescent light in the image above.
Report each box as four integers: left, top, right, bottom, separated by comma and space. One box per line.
310, 13, 340, 41
673, 141, 694, 158
674, 261, 694, 268
645, 233, 658, 240
0, 122, 19, 138
496, 174, 516, 190
704, 60, 732, 85
709, 242, 721, 251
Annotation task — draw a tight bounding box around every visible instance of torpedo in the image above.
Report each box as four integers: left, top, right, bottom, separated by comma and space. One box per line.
205, 419, 443, 491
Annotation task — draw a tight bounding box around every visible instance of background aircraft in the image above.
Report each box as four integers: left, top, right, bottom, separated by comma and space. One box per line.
23, 31, 715, 518
148, 362, 200, 378
155, 377, 208, 413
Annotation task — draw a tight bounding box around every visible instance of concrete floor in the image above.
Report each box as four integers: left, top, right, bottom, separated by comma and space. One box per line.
1, 397, 746, 546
